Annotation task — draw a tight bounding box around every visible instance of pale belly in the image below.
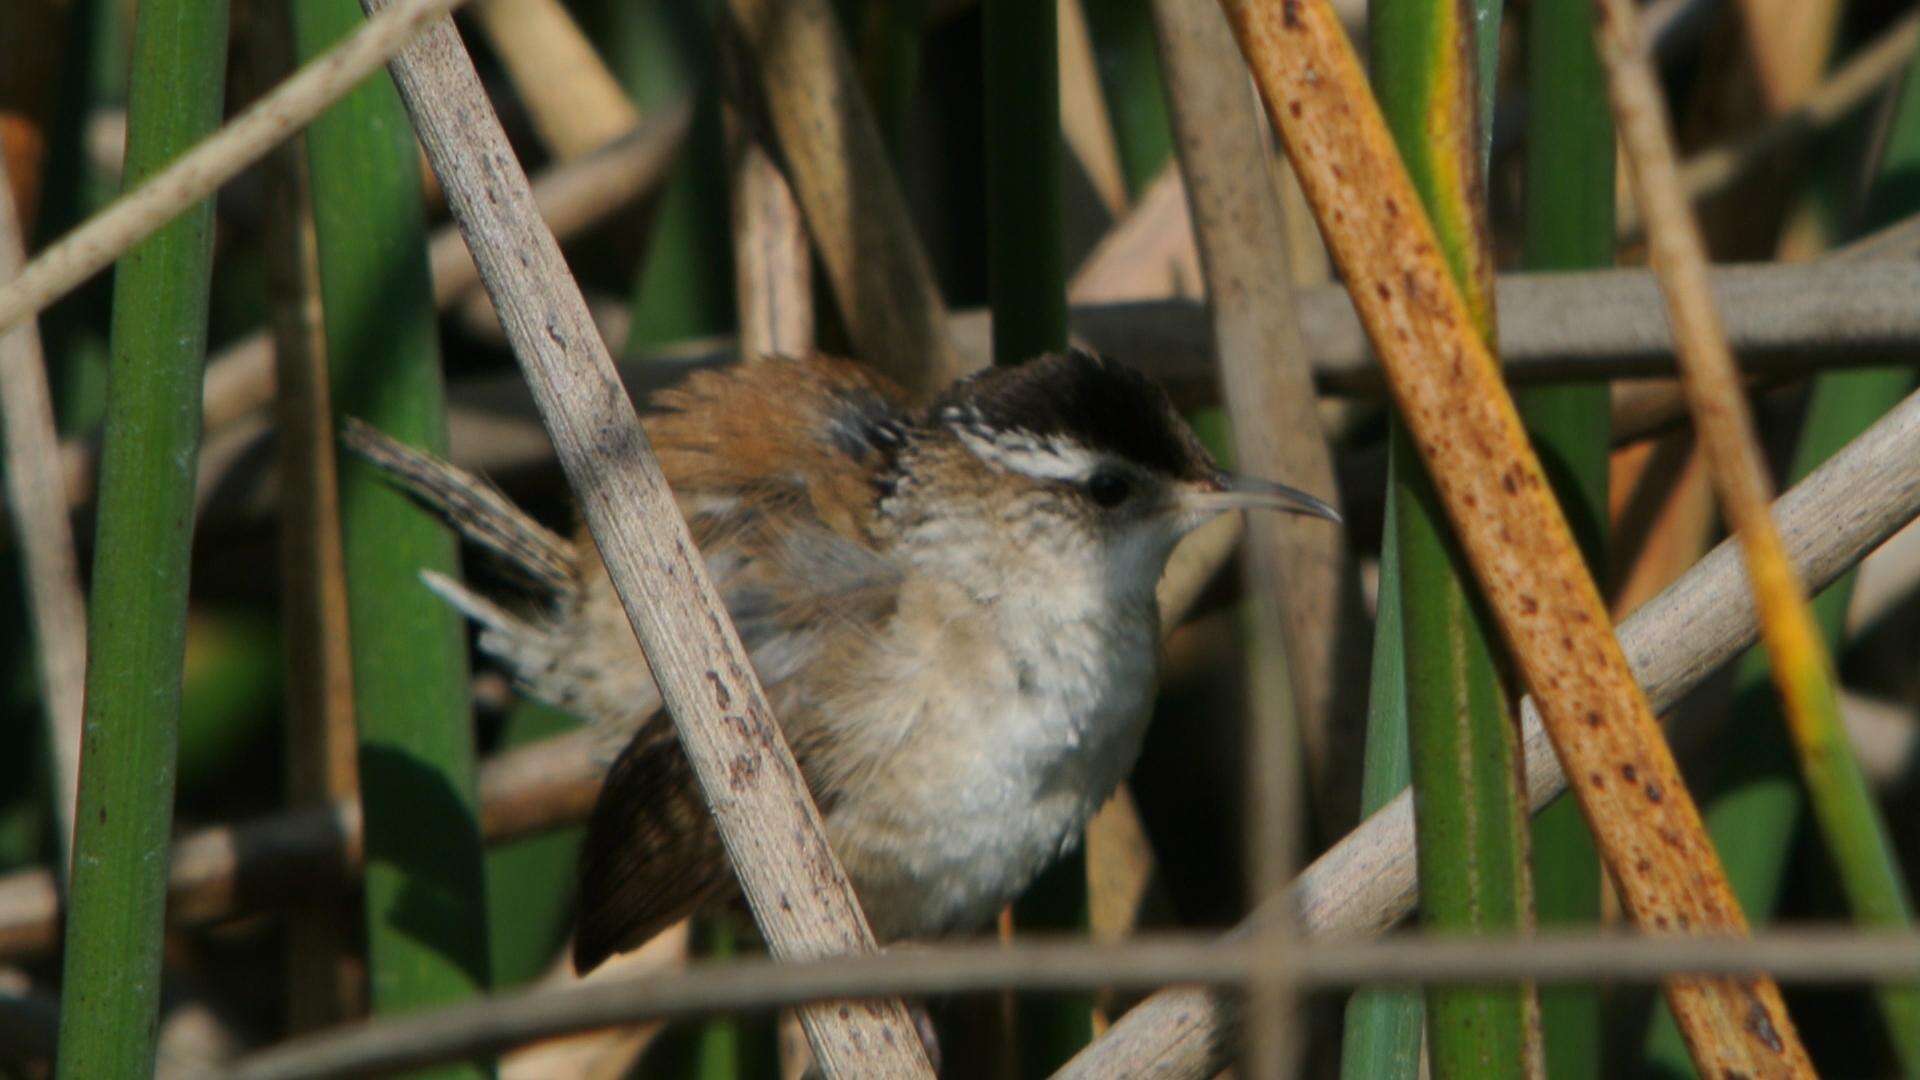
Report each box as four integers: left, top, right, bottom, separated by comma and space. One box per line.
822, 650, 1158, 941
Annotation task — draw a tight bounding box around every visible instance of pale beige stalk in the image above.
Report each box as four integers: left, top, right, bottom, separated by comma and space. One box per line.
469, 0, 640, 158
0, 136, 84, 874
725, 0, 966, 394
364, 2, 930, 1072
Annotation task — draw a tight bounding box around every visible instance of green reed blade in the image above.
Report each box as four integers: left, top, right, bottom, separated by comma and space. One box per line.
55, 0, 230, 1072
1373, 0, 1540, 1075
292, 0, 490, 1066
1519, 0, 1614, 1075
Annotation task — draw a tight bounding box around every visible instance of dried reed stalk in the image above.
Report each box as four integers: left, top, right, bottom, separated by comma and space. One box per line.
1592, 0, 1920, 1064
1618, 10, 1920, 237
365, 4, 930, 1072
1060, 378, 1920, 1077
531, 257, 1920, 416
1057, 0, 1127, 216
1153, 0, 1336, 1069
1607, 435, 1715, 618
0, 131, 84, 872
241, 0, 362, 1028
0, 0, 480, 338
724, 0, 965, 394
55, 243, 1920, 519
1155, 0, 1359, 840
718, 26, 811, 362
468, 0, 639, 158
1067, 168, 1202, 302
1214, 0, 1803, 1071
727, 125, 812, 359
1730, 0, 1844, 116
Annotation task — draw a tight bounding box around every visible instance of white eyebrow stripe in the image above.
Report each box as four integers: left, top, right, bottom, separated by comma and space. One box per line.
952, 425, 1097, 482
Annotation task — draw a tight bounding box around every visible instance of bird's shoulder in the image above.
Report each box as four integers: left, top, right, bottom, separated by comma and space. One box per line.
565, 355, 915, 701
641, 354, 916, 545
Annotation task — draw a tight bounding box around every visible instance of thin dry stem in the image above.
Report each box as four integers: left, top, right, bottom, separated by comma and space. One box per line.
498, 925, 689, 1079
1616, 10, 1920, 236
635, 259, 1920, 400
241, 0, 362, 1028
724, 101, 812, 358
0, 726, 602, 958
1731, 0, 1845, 116
54, 107, 689, 509
0, 0, 479, 338
725, 0, 966, 395
1155, 0, 1357, 842
0, 132, 84, 874
1595, 0, 1880, 1069
1849, 515, 1920, 636
1595, 0, 1833, 716
227, 930, 1920, 1080
1607, 434, 1716, 618
367, 6, 930, 1072
1084, 787, 1169, 1032
1152, 0, 1340, 1068
1068, 168, 1202, 303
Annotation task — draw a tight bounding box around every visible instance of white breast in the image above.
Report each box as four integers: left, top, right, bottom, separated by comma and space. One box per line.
820, 573, 1161, 941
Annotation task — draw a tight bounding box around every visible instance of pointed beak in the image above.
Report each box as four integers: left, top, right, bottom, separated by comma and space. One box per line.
1183, 472, 1342, 524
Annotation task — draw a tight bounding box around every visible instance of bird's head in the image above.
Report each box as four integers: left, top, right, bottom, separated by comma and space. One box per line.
883, 350, 1339, 601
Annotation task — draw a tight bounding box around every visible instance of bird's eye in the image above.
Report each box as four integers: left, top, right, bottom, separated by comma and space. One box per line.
1086, 470, 1131, 508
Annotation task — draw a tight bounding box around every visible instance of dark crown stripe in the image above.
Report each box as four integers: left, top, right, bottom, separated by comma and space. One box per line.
931, 350, 1215, 481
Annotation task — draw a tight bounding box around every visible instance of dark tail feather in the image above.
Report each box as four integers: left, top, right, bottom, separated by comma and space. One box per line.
338, 415, 577, 595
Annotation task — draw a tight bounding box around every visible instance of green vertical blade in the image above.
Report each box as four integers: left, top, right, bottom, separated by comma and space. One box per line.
55, 0, 230, 1073
1339, 495, 1426, 1079
1371, 0, 1538, 1076
293, 0, 491, 1068
1519, 0, 1613, 1075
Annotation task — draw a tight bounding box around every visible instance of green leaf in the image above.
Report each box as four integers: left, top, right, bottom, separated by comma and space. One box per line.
1371, 0, 1538, 1075
293, 0, 491, 1067
1339, 494, 1425, 1079
1519, 0, 1614, 1074
56, 0, 231, 1072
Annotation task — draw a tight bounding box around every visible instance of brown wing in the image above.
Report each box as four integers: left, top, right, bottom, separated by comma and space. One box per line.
643, 352, 912, 540
571, 356, 911, 972
572, 730, 732, 972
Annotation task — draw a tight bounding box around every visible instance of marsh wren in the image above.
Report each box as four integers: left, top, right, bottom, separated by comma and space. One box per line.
420, 349, 1337, 972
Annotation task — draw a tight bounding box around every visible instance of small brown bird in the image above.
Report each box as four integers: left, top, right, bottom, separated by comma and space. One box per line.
386, 349, 1337, 973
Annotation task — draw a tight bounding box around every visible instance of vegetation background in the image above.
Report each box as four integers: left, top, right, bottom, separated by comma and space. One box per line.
3, 0, 1920, 1075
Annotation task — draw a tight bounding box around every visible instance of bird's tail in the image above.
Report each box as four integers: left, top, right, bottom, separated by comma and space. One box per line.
342, 418, 665, 743
416, 569, 578, 695
337, 416, 578, 596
